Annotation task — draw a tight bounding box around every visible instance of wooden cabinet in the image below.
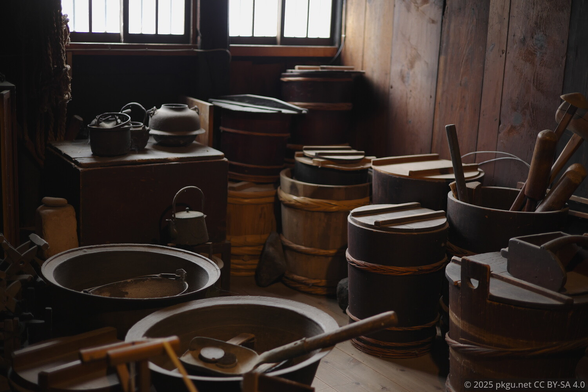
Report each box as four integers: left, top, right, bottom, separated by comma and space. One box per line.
43, 140, 228, 247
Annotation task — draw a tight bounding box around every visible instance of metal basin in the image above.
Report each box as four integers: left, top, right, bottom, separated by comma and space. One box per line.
41, 244, 221, 338
125, 296, 339, 392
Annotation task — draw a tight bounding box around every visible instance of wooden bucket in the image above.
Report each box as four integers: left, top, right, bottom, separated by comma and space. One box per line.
281, 69, 363, 147
227, 181, 277, 276
372, 154, 485, 211
347, 203, 448, 358
278, 168, 370, 295
447, 186, 569, 256
445, 253, 588, 391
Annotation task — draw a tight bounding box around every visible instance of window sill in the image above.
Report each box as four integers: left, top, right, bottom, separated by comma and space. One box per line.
229, 45, 338, 58
66, 43, 203, 56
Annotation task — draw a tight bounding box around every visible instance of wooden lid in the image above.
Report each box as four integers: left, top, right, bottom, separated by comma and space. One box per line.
302, 146, 365, 163
211, 94, 306, 115
372, 153, 482, 180
295, 151, 374, 172
445, 253, 588, 309
349, 203, 447, 232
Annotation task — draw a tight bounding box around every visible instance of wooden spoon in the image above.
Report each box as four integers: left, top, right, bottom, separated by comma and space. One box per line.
180, 311, 398, 377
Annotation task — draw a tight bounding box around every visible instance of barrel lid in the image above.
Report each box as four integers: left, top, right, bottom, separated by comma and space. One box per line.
446, 252, 588, 309
303, 146, 365, 163
349, 203, 447, 232
211, 94, 306, 115
295, 151, 374, 172
372, 153, 482, 180
282, 65, 365, 78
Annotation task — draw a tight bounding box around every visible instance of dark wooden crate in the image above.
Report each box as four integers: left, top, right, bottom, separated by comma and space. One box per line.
43, 140, 228, 246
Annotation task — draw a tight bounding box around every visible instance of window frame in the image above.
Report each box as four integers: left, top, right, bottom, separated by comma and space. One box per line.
228, 0, 343, 47
67, 0, 194, 44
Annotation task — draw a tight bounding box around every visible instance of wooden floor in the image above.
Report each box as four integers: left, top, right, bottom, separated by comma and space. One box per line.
227, 276, 448, 392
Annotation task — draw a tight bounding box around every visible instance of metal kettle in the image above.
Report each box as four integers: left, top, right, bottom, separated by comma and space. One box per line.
168, 186, 209, 246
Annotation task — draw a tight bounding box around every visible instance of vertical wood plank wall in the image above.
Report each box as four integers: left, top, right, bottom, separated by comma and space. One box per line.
342, 0, 585, 191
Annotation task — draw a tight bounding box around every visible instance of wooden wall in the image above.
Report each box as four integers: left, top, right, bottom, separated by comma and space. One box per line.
341, 0, 588, 196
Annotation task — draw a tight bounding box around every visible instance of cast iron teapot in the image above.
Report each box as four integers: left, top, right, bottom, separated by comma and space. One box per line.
168, 186, 209, 246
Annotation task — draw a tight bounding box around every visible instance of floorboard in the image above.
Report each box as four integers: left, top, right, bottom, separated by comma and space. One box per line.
228, 276, 447, 392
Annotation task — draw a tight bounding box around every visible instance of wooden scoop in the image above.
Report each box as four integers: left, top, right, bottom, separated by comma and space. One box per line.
180, 311, 398, 377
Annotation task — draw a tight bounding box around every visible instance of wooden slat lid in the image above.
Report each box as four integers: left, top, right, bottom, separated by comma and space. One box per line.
349, 203, 447, 232
295, 150, 374, 171
372, 153, 482, 180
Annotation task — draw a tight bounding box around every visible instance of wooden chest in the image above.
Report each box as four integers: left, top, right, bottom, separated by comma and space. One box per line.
43, 139, 228, 246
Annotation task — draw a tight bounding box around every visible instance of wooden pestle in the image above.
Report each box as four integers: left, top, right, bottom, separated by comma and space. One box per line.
536, 163, 587, 212
521, 130, 558, 211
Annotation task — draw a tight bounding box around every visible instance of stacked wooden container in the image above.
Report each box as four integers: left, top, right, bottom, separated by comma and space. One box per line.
280, 65, 364, 166
279, 147, 372, 295
213, 95, 305, 276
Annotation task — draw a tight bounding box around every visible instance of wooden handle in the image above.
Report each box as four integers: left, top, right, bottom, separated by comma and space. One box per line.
374, 210, 446, 227
107, 337, 180, 366
445, 124, 469, 203
554, 101, 578, 139
536, 163, 587, 212
257, 311, 397, 366
549, 133, 585, 184
524, 130, 558, 205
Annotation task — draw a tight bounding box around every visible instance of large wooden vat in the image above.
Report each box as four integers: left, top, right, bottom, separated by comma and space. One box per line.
372, 154, 485, 211
227, 181, 277, 276
445, 251, 588, 392
278, 169, 370, 295
281, 68, 363, 147
347, 203, 448, 358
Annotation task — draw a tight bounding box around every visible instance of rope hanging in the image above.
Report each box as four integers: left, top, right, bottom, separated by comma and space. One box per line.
346, 250, 448, 276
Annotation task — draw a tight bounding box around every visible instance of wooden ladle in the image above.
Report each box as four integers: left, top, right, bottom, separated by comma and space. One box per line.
180, 311, 398, 377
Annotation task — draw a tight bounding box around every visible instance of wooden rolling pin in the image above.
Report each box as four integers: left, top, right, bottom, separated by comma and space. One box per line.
536, 163, 587, 212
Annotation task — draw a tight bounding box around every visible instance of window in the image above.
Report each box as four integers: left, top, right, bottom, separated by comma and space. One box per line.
229, 0, 341, 46
61, 0, 191, 43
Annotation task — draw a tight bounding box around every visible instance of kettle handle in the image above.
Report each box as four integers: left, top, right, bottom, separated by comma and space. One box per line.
171, 186, 206, 219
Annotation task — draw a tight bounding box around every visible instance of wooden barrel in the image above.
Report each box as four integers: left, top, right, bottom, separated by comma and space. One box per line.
445, 253, 588, 392
372, 153, 485, 211
347, 203, 448, 358
278, 168, 370, 295
227, 181, 277, 276
281, 69, 363, 147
